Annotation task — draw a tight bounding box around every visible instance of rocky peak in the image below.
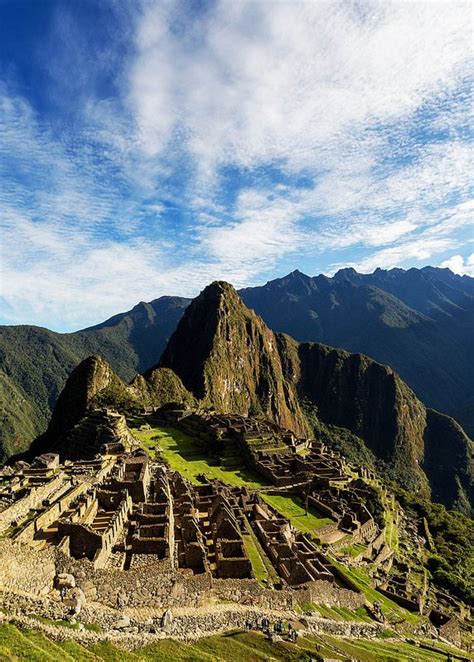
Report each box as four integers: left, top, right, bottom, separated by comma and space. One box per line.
46, 355, 124, 438
159, 281, 309, 434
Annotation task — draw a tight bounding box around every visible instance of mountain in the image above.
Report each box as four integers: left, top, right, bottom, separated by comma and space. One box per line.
37, 281, 472, 510
240, 267, 474, 435
159, 281, 309, 435
28, 354, 194, 460
1, 266, 473, 461
0, 296, 189, 460
158, 282, 472, 510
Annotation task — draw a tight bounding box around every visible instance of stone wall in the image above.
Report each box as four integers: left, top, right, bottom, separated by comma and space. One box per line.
0, 540, 56, 595
0, 474, 66, 533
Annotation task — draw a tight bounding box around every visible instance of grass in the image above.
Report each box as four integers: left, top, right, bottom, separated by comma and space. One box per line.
0, 623, 329, 661
242, 533, 269, 584
2, 508, 37, 539
130, 424, 267, 488
322, 635, 459, 661
339, 543, 366, 557
383, 494, 399, 552
311, 604, 372, 622
243, 518, 281, 586
261, 493, 332, 534
2, 621, 466, 661
30, 614, 101, 633
330, 560, 421, 625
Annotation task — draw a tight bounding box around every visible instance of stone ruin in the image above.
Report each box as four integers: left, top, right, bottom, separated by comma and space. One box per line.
0, 409, 467, 642
0, 442, 360, 597
158, 409, 381, 550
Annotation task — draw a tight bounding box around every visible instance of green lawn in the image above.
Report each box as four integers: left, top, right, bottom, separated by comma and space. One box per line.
330, 560, 421, 625
242, 533, 269, 584
322, 635, 458, 661
311, 604, 372, 622
0, 623, 328, 661
2, 620, 465, 661
131, 424, 267, 488
339, 543, 366, 557
261, 493, 333, 534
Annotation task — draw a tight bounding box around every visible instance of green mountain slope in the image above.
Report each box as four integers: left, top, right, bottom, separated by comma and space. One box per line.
159, 281, 309, 435
1, 266, 473, 461
28, 281, 472, 511
0, 297, 189, 460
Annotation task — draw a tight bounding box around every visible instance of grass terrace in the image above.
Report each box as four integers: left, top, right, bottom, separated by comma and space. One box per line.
0, 622, 465, 661
130, 423, 267, 488
261, 493, 333, 534
330, 560, 421, 625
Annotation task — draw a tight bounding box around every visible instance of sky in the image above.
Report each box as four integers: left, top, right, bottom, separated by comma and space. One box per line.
0, 0, 473, 331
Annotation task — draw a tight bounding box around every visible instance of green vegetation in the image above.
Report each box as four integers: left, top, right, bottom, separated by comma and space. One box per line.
0, 297, 188, 461
261, 493, 332, 534
339, 543, 366, 557
130, 424, 267, 488
1, 622, 465, 662
330, 561, 421, 625
395, 488, 474, 604
0, 622, 326, 661
242, 533, 268, 584
308, 415, 377, 474
322, 634, 457, 661
30, 614, 101, 632
309, 604, 372, 622
1, 508, 37, 538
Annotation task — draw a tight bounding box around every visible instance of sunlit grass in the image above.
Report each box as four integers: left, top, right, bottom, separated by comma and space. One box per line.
261, 493, 332, 533
131, 424, 267, 488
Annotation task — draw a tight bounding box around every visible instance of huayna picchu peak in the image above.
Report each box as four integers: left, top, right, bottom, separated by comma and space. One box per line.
158, 281, 310, 436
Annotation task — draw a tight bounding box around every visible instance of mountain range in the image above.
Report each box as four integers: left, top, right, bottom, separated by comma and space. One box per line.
29, 280, 473, 514
1, 266, 473, 464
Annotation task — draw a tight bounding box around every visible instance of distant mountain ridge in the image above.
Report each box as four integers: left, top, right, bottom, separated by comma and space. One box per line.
32, 281, 473, 513
0, 266, 472, 460
240, 266, 474, 434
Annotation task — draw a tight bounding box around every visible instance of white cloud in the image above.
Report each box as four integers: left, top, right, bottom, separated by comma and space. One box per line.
129, 0, 471, 172
439, 253, 474, 276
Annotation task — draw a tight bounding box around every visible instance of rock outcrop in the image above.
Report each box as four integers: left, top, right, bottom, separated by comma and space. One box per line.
44, 355, 132, 439
130, 367, 195, 409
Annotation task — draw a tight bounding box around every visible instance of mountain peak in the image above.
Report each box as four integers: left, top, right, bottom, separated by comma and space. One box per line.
334, 267, 359, 281
46, 354, 117, 439
159, 281, 309, 433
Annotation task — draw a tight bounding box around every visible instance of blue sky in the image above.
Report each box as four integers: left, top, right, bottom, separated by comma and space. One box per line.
0, 0, 472, 331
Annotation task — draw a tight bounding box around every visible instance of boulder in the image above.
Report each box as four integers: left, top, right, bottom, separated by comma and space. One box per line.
161, 609, 173, 629
56, 573, 76, 589
114, 616, 131, 629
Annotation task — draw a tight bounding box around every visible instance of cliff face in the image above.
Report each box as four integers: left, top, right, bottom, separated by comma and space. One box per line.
240, 267, 474, 437
281, 339, 429, 493
159, 282, 309, 435
422, 409, 473, 510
